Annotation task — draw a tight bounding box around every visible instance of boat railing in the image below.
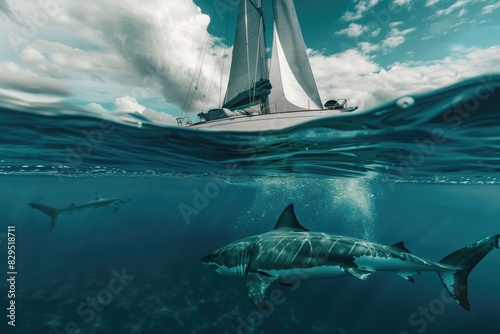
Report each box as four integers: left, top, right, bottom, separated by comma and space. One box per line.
176, 117, 193, 127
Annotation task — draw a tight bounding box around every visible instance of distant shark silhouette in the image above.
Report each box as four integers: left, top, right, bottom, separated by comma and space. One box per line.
29, 193, 130, 231
201, 204, 499, 311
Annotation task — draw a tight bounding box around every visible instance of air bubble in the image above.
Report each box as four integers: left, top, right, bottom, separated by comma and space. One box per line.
397, 96, 415, 109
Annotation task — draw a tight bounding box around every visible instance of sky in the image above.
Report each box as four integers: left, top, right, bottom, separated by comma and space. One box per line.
0, 0, 499, 125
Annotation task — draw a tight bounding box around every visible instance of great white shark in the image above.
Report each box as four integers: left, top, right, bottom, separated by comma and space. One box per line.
29, 193, 130, 231
201, 204, 499, 311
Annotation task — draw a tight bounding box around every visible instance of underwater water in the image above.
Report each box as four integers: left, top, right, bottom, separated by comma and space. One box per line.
1, 75, 500, 334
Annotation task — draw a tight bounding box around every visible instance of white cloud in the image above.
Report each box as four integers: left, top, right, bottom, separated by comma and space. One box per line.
114, 96, 177, 125
335, 23, 367, 37
393, 0, 412, 7
309, 49, 380, 81
86, 103, 108, 113
383, 36, 406, 49
382, 27, 417, 52
429, 0, 488, 19
481, 1, 500, 14
436, 0, 468, 16
342, 0, 380, 21
336, 23, 382, 39
49, 0, 230, 112
398, 27, 418, 35
309, 49, 380, 109
20, 46, 45, 63
115, 95, 147, 113
389, 21, 404, 27
2, 0, 230, 114
370, 28, 382, 37
19, 46, 71, 79
0, 87, 71, 114
0, 0, 12, 17
0, 61, 71, 96
21, 41, 129, 79
310, 45, 500, 111
359, 42, 380, 54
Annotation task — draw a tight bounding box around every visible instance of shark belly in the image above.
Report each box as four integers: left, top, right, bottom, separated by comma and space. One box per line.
262, 265, 348, 280
216, 266, 243, 277
354, 255, 446, 273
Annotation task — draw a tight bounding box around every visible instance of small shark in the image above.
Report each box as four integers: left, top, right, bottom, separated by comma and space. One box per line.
201, 204, 499, 311
29, 193, 130, 231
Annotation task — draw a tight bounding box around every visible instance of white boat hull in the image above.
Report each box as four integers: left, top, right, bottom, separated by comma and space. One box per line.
187, 109, 358, 132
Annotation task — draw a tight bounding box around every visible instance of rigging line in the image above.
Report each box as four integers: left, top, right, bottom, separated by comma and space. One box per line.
182, 34, 206, 113
190, 36, 210, 110
244, 0, 252, 110
261, 2, 268, 79
252, 5, 263, 108
204, 46, 223, 112
182, 32, 209, 113
203, 60, 214, 111
247, 0, 260, 13
187, 33, 210, 113
205, 47, 227, 111
219, 0, 231, 108
260, 1, 269, 113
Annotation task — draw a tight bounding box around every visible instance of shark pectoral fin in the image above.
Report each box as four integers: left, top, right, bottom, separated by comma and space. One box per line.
245, 272, 277, 310
397, 272, 417, 283
345, 267, 372, 281
113, 206, 120, 213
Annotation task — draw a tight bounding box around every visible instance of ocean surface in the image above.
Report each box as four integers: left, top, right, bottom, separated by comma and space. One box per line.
1, 74, 500, 334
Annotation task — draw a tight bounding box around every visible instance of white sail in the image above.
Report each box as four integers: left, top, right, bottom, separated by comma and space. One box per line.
268, 0, 323, 112
223, 0, 270, 110
186, 0, 359, 131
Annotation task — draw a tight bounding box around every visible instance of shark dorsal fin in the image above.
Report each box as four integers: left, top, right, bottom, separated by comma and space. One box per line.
95, 192, 103, 200
274, 204, 309, 232
70, 203, 76, 207
392, 241, 411, 253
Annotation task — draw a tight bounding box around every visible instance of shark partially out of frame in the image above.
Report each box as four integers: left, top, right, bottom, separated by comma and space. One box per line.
201, 204, 499, 311
29, 193, 130, 231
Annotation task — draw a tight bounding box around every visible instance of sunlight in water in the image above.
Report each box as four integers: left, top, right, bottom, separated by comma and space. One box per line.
238, 178, 378, 240
327, 179, 377, 240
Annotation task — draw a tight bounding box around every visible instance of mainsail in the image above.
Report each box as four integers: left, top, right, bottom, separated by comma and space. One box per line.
268, 0, 323, 112
223, 0, 270, 110
223, 0, 322, 113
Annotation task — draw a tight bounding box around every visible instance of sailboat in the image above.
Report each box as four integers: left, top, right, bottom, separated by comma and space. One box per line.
179, 0, 358, 131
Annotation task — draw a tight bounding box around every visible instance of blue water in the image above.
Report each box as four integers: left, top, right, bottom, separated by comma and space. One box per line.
1, 75, 500, 334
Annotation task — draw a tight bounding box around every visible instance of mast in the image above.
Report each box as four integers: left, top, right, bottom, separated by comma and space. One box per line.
223, 0, 271, 112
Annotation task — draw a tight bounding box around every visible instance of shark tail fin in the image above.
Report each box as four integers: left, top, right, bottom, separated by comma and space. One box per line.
438, 234, 499, 311
29, 203, 61, 231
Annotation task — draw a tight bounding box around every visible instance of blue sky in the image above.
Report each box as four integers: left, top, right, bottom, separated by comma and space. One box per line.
198, 0, 500, 65
0, 0, 499, 124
